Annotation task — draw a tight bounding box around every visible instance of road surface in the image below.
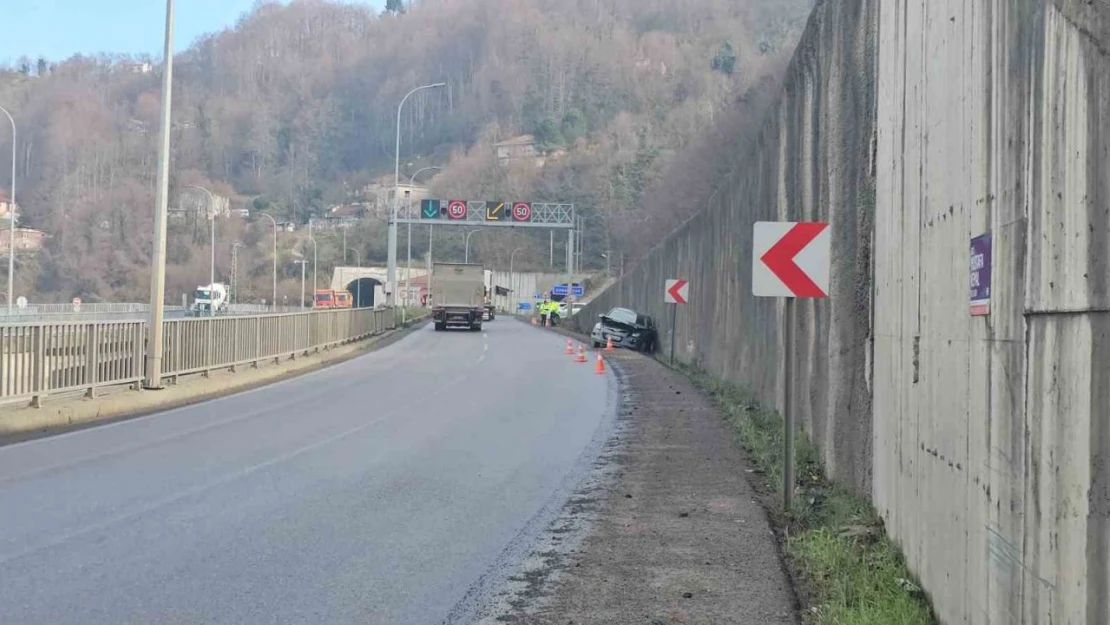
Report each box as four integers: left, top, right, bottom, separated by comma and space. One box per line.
0, 320, 615, 624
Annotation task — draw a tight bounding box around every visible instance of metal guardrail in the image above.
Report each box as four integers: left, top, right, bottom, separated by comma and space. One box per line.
0, 308, 397, 407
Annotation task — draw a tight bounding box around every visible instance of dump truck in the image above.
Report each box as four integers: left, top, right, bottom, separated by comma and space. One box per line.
430, 262, 486, 331
191, 283, 229, 315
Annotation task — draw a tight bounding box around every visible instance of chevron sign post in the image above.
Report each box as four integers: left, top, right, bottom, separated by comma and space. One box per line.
752, 221, 831, 512
663, 278, 689, 365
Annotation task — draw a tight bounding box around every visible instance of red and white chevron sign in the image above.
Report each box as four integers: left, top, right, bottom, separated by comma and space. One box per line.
664, 279, 689, 304
752, 222, 831, 298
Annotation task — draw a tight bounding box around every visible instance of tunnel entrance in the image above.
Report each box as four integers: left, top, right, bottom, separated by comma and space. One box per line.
346, 278, 381, 308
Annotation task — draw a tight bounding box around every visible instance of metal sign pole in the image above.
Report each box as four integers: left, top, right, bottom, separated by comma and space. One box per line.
783, 297, 795, 511
669, 303, 677, 365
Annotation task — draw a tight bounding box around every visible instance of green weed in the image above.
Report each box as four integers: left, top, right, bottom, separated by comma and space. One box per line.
676, 363, 937, 625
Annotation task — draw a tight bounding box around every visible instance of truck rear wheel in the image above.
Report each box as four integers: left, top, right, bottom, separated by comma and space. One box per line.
434, 322, 446, 331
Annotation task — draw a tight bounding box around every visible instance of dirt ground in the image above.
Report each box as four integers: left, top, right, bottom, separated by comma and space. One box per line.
487, 346, 798, 624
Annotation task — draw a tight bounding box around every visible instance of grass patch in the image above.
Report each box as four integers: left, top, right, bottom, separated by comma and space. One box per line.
676, 363, 936, 625
395, 306, 430, 327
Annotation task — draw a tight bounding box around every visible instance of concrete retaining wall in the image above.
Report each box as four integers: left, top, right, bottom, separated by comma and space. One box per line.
875, 1, 1109, 623
573, 0, 1110, 622
572, 0, 879, 492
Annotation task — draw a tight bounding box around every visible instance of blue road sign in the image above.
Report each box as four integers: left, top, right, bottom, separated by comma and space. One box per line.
551, 284, 569, 296
533, 292, 542, 299
572, 284, 584, 297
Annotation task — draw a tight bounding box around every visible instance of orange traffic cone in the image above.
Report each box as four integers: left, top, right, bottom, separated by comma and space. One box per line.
565, 338, 575, 354
595, 351, 606, 375
576, 344, 588, 363
605, 336, 614, 352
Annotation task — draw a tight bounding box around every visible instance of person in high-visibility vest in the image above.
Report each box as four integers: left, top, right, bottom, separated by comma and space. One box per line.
539, 297, 550, 326
544, 300, 561, 326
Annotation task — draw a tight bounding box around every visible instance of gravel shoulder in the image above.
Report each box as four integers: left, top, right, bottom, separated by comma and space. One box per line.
482, 343, 798, 624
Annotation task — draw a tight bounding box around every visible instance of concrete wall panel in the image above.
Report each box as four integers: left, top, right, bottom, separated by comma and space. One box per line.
572, 0, 1109, 622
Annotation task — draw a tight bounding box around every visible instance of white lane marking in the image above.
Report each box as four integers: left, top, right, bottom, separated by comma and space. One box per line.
0, 371, 473, 567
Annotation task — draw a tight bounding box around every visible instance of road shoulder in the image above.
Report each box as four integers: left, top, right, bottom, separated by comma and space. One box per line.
482, 343, 798, 623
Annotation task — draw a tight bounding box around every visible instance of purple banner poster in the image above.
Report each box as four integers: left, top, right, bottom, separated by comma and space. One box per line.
970, 232, 991, 316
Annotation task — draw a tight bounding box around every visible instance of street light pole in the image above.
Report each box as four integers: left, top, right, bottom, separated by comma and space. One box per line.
509, 247, 523, 315
308, 220, 317, 296
144, 0, 175, 389
294, 260, 308, 309
185, 185, 216, 317
0, 106, 15, 316
259, 213, 278, 310
389, 82, 445, 307
465, 229, 481, 263
405, 166, 440, 312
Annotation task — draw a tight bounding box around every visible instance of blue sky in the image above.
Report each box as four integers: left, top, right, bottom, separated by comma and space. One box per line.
0, 0, 380, 63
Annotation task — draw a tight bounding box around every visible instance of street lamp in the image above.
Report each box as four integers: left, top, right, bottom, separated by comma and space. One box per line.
144, 0, 176, 389
347, 249, 362, 308
509, 247, 524, 314
464, 229, 482, 263
185, 185, 217, 316
388, 82, 446, 307
0, 106, 16, 316
308, 219, 318, 296
601, 251, 624, 278
258, 212, 278, 310
405, 165, 441, 311
293, 259, 308, 309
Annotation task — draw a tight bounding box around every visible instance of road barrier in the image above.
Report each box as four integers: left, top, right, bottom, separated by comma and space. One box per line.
0, 307, 396, 407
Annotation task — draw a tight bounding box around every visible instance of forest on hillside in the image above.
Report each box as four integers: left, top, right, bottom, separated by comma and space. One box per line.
0, 0, 813, 304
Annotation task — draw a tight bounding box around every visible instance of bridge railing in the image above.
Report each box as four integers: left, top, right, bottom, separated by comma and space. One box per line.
0, 307, 396, 408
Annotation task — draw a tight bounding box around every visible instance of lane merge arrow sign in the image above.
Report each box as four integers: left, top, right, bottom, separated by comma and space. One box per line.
752, 222, 831, 298
664, 279, 689, 304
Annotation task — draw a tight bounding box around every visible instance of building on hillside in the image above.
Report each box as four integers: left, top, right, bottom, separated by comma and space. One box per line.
173, 191, 230, 219
123, 62, 153, 74
327, 203, 367, 223
494, 135, 537, 165
0, 190, 18, 223
0, 228, 47, 254
358, 181, 431, 218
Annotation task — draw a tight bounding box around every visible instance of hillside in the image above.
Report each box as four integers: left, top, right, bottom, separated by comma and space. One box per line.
0, 0, 813, 303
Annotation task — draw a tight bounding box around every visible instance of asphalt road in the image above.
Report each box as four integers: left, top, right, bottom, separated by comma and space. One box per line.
0, 319, 616, 624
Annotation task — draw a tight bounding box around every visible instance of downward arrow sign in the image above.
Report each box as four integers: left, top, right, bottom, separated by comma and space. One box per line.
753, 222, 831, 298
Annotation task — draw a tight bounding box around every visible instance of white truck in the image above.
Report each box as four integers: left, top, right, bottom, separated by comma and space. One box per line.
191, 283, 229, 315
430, 263, 485, 331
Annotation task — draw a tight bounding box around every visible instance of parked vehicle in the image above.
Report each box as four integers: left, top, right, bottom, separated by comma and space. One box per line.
590, 306, 658, 353
313, 289, 353, 309
191, 283, 229, 315
431, 262, 486, 331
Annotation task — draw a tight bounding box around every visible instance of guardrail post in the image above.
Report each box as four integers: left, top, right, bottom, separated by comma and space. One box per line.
169, 321, 180, 385
31, 325, 45, 408
229, 318, 239, 372
291, 314, 298, 361
132, 322, 145, 391
204, 316, 213, 378
86, 323, 100, 398
253, 316, 261, 368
